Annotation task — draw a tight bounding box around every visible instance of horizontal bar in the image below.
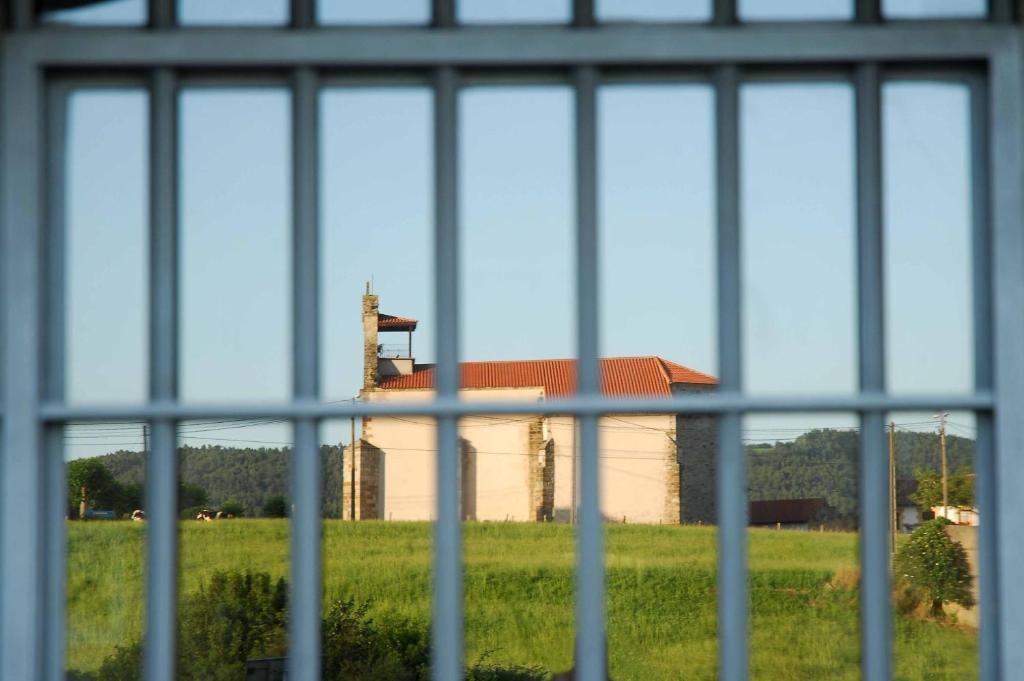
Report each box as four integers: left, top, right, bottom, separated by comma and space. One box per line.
39, 392, 995, 421
10, 25, 1010, 68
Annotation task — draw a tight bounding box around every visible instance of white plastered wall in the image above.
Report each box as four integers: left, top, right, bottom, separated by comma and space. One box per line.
361, 387, 544, 521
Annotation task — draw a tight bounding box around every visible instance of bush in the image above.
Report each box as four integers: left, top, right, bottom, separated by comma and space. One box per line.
76, 571, 547, 681
219, 500, 245, 517
894, 519, 975, 618
262, 495, 288, 518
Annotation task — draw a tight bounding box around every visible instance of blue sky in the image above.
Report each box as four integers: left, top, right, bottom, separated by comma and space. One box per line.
57, 1, 978, 457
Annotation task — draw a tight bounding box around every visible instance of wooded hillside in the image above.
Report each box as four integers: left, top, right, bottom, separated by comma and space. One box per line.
81, 428, 974, 520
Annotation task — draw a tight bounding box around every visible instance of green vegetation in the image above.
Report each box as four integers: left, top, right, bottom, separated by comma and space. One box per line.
66, 521, 977, 680
88, 445, 344, 518
748, 428, 974, 522
911, 467, 975, 510
895, 520, 975, 617
262, 495, 288, 518
77, 427, 975, 525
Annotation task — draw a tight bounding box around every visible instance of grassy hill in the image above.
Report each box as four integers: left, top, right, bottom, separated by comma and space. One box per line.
66, 521, 976, 680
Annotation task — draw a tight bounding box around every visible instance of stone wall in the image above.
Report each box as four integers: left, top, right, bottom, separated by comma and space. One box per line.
528, 418, 554, 521
362, 293, 379, 390
662, 436, 681, 524
674, 384, 719, 524
342, 439, 382, 520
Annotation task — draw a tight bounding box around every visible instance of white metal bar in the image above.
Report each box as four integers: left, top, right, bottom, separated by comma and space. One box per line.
432, 0, 455, 28
288, 66, 321, 681
573, 0, 595, 28
714, 63, 747, 681
432, 65, 462, 681
38, 392, 995, 422
149, 0, 174, 29
144, 67, 179, 681
855, 62, 891, 681
856, 0, 881, 22
990, 35, 1024, 680
574, 64, 604, 681
8, 25, 1011, 67
42, 79, 68, 681
713, 0, 736, 25
1, 44, 45, 681
989, 0, 1013, 23
42, 427, 66, 681
969, 73, 999, 681
9, 0, 32, 30
291, 0, 314, 29
144, 420, 177, 681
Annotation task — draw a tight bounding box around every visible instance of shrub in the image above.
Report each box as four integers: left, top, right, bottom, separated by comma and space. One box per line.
219, 500, 245, 517
894, 519, 975, 617
77, 571, 547, 681
262, 495, 288, 518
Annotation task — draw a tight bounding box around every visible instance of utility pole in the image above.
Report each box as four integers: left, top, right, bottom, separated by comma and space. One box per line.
349, 416, 357, 521
934, 412, 950, 517
142, 423, 149, 456
888, 421, 897, 556
570, 417, 578, 527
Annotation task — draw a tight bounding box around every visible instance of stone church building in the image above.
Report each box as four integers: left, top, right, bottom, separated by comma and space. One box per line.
343, 291, 718, 524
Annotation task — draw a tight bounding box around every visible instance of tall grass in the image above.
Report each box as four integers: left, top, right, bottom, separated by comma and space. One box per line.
66, 521, 976, 680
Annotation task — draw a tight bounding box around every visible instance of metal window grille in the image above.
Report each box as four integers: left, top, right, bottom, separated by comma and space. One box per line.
2, 2, 1023, 680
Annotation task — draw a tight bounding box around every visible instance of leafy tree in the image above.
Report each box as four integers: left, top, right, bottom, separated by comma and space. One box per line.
894, 519, 975, 617
67, 459, 125, 517
262, 495, 288, 518
910, 465, 974, 511
179, 481, 208, 511
88, 443, 345, 518
219, 499, 245, 517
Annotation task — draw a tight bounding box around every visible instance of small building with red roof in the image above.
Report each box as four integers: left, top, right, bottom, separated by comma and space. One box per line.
344, 291, 718, 524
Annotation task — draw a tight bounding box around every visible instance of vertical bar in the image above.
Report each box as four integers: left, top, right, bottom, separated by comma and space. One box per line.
969, 73, 999, 681
291, 0, 315, 28
148, 0, 174, 29
432, 65, 462, 681
145, 67, 179, 681
714, 63, 747, 681
855, 0, 881, 22
573, 0, 595, 27
43, 428, 66, 681
991, 38, 1024, 680
1, 47, 44, 681
432, 0, 455, 27
855, 62, 891, 681
713, 0, 736, 25
288, 66, 322, 681
574, 65, 604, 681
989, 0, 1013, 23
42, 80, 68, 681
9, 0, 32, 29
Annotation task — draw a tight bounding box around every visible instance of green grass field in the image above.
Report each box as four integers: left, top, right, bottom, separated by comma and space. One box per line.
67, 520, 976, 680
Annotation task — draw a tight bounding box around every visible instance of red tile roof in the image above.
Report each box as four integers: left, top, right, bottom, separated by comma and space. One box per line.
378, 314, 418, 331
376, 356, 717, 397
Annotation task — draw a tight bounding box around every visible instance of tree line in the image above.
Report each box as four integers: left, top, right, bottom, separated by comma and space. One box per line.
70, 444, 346, 519
69, 428, 974, 522
748, 428, 975, 524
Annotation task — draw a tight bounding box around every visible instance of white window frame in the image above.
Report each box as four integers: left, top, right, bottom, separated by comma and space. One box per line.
2, 2, 1022, 680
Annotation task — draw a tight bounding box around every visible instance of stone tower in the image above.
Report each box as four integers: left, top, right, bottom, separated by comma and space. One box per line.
362, 284, 379, 390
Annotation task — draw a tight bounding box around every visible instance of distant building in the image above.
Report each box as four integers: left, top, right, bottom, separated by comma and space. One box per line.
748, 498, 827, 530
343, 290, 719, 524
932, 505, 980, 526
